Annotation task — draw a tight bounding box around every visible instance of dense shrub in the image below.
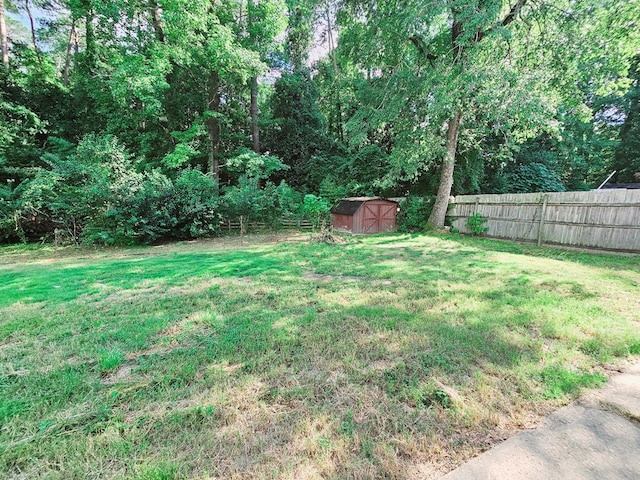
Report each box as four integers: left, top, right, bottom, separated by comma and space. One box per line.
86, 169, 177, 245
17, 137, 210, 243
301, 194, 330, 228
396, 195, 434, 232
173, 169, 221, 238
0, 184, 23, 242
1, 134, 324, 245
507, 162, 566, 193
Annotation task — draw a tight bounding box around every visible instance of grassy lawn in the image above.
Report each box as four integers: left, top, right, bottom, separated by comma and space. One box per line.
1, 233, 639, 479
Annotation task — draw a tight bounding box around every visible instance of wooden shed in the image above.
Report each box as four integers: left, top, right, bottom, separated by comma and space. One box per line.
331, 197, 398, 234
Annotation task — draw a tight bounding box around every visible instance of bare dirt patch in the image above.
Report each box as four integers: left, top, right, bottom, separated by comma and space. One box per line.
102, 363, 135, 385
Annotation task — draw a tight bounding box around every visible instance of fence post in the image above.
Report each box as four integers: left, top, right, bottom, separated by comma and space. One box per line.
537, 194, 549, 247
474, 196, 480, 215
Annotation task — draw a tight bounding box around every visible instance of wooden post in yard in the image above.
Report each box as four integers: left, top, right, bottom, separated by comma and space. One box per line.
537, 194, 549, 247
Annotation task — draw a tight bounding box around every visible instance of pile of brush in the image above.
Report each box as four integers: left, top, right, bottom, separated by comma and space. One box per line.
308, 227, 346, 244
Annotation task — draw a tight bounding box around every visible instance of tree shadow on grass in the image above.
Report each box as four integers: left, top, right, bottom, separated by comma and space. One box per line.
445, 234, 640, 272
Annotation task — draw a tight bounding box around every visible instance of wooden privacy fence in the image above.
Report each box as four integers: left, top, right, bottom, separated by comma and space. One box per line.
448, 189, 640, 253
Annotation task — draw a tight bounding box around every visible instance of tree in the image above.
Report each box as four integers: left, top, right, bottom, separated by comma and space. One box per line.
266, 69, 335, 187
285, 0, 314, 69
613, 55, 640, 183
339, 0, 640, 227
0, 0, 8, 67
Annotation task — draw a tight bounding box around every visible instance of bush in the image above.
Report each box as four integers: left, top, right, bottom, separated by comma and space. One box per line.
274, 181, 304, 219
174, 169, 221, 238
87, 169, 177, 245
0, 184, 23, 243
3, 133, 316, 244
507, 162, 566, 193
396, 196, 434, 232
465, 213, 489, 236
13, 135, 184, 245
302, 194, 330, 228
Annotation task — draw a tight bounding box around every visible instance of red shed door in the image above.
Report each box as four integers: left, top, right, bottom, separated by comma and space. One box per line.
379, 203, 396, 231
362, 202, 396, 233
362, 204, 378, 232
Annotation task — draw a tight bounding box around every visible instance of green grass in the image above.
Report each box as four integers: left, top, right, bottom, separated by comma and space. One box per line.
1, 233, 639, 479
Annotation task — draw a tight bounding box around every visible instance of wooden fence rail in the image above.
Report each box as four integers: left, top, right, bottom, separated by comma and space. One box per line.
221, 218, 314, 232
448, 189, 640, 253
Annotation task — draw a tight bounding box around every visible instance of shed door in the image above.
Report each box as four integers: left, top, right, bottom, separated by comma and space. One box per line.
379, 203, 396, 231
362, 202, 396, 233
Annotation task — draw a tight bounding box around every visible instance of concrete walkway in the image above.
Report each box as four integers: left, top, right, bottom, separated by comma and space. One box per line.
442, 361, 640, 480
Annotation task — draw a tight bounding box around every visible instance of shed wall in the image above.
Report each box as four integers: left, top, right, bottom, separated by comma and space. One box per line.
331, 199, 398, 234
332, 213, 354, 232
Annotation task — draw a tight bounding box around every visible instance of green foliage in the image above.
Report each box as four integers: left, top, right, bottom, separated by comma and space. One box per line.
301, 194, 330, 228
318, 176, 348, 208
2, 0, 640, 245
173, 169, 221, 238
222, 176, 295, 229
9, 135, 223, 244
506, 162, 567, 194
396, 196, 434, 233
465, 213, 489, 236
88, 169, 177, 245
226, 148, 288, 180
0, 184, 23, 243
266, 70, 336, 188
613, 55, 640, 182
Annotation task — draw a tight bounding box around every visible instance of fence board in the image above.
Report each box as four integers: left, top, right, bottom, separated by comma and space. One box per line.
448, 190, 640, 252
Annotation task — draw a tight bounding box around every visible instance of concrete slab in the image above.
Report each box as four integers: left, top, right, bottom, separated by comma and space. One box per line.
592, 362, 640, 420
442, 361, 640, 480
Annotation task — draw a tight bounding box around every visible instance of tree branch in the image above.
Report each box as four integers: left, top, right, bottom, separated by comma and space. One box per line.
409, 36, 438, 65
476, 0, 528, 43
501, 0, 528, 27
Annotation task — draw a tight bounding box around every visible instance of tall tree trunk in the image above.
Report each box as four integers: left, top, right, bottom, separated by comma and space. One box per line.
0, 0, 8, 67
426, 110, 462, 229
325, 4, 343, 142
207, 70, 221, 182
84, 6, 97, 73
63, 19, 76, 86
250, 76, 259, 153
426, 16, 464, 229
149, 0, 165, 42
25, 0, 42, 65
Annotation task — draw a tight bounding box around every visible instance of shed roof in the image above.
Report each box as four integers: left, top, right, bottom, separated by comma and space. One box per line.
330, 197, 398, 216
331, 200, 364, 215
